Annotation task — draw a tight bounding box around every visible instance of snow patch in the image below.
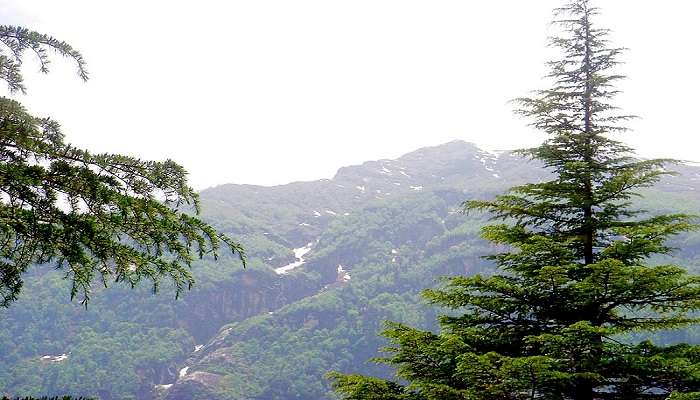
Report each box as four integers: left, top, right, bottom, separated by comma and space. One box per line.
476, 150, 500, 173
479, 158, 495, 172
41, 353, 69, 362
313, 210, 322, 217
179, 366, 189, 378
410, 186, 423, 191
155, 384, 173, 390
399, 170, 411, 178
194, 345, 203, 353
483, 148, 507, 158
337, 265, 351, 282
275, 243, 313, 274
380, 166, 392, 175
356, 185, 366, 192
325, 210, 337, 215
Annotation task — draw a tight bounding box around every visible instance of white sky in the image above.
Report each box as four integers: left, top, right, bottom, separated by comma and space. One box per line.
1, 1, 698, 189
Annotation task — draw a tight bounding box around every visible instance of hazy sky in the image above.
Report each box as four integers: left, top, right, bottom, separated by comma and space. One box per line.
1, 1, 698, 189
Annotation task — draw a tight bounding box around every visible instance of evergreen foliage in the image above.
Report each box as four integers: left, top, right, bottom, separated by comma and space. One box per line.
0, 26, 244, 306
331, 1, 700, 399
0, 25, 88, 94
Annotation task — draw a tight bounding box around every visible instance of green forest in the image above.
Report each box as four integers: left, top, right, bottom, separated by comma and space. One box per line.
2, 140, 699, 399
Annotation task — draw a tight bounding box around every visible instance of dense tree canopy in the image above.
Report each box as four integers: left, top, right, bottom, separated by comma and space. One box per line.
331, 1, 700, 399
0, 25, 244, 306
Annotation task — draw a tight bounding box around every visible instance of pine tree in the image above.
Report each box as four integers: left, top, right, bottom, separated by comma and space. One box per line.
330, 1, 700, 399
0, 26, 245, 306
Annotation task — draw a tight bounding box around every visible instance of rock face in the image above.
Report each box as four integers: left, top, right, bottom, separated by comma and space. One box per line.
178, 270, 316, 343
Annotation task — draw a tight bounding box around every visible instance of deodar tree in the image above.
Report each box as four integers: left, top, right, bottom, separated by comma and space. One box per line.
331, 1, 700, 399
0, 25, 245, 306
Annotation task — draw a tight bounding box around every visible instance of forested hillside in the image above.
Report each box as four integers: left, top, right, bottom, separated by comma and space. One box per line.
1, 141, 698, 399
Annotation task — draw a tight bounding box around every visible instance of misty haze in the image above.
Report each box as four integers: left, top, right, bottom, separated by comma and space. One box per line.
1, 1, 699, 400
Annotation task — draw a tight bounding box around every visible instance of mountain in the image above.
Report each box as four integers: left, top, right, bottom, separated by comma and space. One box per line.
1, 141, 699, 400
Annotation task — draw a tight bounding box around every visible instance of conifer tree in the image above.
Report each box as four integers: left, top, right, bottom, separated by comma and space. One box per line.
0, 26, 245, 306
331, 1, 700, 399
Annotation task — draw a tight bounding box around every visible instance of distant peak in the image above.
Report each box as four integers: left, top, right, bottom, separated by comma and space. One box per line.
397, 140, 481, 162
332, 140, 506, 184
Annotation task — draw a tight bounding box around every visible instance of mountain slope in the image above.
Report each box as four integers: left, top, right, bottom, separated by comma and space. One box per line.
162, 142, 700, 400
0, 141, 698, 400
